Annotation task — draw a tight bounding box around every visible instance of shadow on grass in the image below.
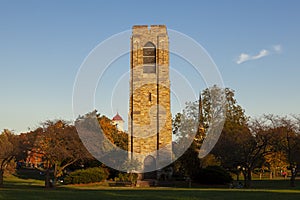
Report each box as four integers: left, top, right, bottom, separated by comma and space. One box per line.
2, 177, 45, 190
14, 168, 45, 180
1, 176, 300, 200
1, 186, 300, 200
243, 179, 300, 190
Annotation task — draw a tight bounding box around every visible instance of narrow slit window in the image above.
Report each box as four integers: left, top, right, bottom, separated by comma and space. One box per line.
149, 92, 152, 102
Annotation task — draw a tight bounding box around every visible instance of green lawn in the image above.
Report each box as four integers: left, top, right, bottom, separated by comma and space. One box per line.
1, 176, 300, 200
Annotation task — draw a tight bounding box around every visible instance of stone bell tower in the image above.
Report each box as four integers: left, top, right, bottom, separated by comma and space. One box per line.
128, 25, 172, 178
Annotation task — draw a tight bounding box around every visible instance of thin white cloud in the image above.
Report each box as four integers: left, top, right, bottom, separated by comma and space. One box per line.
236, 44, 282, 64
252, 49, 269, 59
236, 53, 250, 64
236, 50, 269, 64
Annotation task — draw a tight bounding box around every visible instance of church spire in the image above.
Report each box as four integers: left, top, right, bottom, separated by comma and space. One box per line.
196, 92, 205, 145
198, 92, 204, 129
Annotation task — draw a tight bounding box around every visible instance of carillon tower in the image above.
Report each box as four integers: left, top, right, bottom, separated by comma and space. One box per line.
128, 25, 172, 178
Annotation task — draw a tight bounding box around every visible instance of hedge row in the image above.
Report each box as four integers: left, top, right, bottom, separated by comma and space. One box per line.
193, 166, 233, 185
64, 167, 109, 184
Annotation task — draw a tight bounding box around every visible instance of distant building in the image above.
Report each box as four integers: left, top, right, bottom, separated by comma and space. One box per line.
112, 112, 124, 132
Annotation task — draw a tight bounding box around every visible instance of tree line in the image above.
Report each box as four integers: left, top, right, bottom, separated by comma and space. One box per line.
1, 86, 299, 188
172, 86, 300, 188
0, 114, 128, 188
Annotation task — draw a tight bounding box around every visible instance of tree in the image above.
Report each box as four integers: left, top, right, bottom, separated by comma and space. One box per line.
172, 140, 201, 178
75, 110, 129, 174
209, 87, 271, 188
175, 87, 281, 188
263, 151, 288, 179
172, 86, 227, 178
200, 154, 221, 169
172, 108, 201, 178
16, 128, 43, 167
212, 121, 260, 188
262, 115, 300, 187
97, 115, 128, 151
0, 129, 18, 186
34, 120, 92, 188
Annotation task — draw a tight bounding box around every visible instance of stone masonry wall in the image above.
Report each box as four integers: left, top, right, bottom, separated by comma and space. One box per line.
128, 25, 172, 170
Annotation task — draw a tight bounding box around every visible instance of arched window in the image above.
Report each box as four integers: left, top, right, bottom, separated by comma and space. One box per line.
143, 42, 156, 73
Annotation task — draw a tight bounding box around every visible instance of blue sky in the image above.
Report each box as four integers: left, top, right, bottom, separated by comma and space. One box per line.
1, 0, 300, 133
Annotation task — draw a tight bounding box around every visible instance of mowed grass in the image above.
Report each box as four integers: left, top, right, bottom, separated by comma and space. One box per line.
1, 176, 300, 200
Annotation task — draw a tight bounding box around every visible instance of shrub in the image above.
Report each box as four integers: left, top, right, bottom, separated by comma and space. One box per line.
64, 167, 109, 184
193, 166, 233, 185
115, 172, 138, 185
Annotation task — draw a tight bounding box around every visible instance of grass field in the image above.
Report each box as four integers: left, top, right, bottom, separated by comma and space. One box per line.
1, 176, 300, 200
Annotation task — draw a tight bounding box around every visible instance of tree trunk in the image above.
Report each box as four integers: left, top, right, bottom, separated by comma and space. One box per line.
290, 168, 297, 187
53, 164, 57, 188
243, 169, 252, 188
247, 169, 252, 188
0, 169, 4, 187
45, 169, 51, 188
242, 171, 247, 187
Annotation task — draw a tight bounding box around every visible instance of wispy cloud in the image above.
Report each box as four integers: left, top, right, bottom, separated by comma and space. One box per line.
236, 53, 251, 64
236, 45, 282, 64
252, 49, 269, 59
